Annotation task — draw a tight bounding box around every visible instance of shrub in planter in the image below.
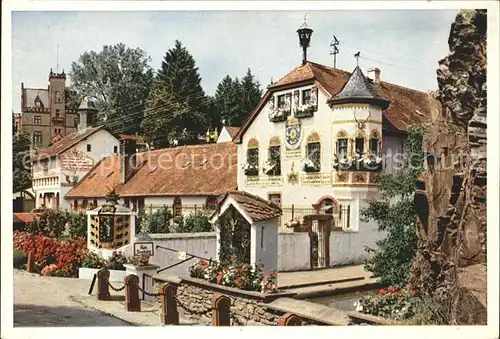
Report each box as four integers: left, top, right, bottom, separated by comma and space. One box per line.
104, 251, 131, 271
355, 287, 421, 321
81, 252, 105, 269
13, 250, 27, 269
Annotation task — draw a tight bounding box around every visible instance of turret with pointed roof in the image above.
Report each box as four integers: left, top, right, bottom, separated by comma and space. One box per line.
328, 66, 390, 109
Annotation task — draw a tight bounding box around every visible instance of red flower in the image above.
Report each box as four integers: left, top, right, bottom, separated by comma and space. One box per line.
411, 291, 416, 296
393, 291, 400, 296
388, 287, 395, 293
378, 289, 386, 295
216, 271, 223, 284
356, 291, 361, 295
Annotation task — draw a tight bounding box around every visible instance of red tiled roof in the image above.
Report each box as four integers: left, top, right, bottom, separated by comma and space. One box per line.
66, 142, 238, 199
234, 61, 440, 142
119, 134, 147, 145
224, 126, 241, 140
36, 126, 107, 157
217, 191, 282, 222
13, 213, 38, 224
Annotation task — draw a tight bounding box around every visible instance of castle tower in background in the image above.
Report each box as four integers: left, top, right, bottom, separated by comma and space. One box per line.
15, 69, 78, 148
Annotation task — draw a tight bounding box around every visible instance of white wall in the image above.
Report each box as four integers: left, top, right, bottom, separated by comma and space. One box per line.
147, 232, 217, 276
277, 232, 310, 271
251, 219, 278, 275
217, 127, 233, 143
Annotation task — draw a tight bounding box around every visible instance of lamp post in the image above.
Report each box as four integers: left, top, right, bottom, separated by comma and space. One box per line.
297, 16, 313, 65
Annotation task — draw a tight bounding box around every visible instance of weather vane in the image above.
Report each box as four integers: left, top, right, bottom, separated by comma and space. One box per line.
354, 51, 360, 66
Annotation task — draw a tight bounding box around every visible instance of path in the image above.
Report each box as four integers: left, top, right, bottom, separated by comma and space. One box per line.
14, 270, 141, 326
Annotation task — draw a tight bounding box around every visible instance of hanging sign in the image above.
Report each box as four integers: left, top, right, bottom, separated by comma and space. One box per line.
133, 242, 154, 257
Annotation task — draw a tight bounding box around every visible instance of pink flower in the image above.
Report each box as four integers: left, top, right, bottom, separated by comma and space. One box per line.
356, 291, 361, 295
388, 287, 395, 293
378, 289, 386, 295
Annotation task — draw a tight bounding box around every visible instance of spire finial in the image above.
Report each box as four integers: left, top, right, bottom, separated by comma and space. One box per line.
354, 51, 360, 66
304, 13, 307, 25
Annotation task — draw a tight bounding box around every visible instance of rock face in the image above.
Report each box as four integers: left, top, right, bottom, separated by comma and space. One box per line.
410, 9, 487, 324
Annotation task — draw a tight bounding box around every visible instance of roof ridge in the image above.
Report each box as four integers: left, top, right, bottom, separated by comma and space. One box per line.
231, 190, 282, 211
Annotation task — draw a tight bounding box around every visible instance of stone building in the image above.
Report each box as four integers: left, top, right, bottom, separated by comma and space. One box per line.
14, 69, 78, 148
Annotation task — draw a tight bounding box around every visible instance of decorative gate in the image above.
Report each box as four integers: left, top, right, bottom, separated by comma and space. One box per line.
303, 215, 332, 269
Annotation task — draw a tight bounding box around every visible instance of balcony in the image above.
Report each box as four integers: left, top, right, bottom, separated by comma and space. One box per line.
52, 116, 65, 123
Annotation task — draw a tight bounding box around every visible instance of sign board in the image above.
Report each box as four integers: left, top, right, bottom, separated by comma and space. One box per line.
177, 251, 187, 260
60, 149, 95, 172
133, 242, 154, 257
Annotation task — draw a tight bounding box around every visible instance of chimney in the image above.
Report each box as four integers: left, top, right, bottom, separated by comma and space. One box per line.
119, 138, 137, 184
366, 67, 381, 82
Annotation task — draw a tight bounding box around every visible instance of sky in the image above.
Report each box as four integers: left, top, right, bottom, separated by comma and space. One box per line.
11, 10, 459, 113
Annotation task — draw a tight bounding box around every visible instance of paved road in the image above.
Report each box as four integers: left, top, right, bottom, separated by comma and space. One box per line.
13, 270, 130, 327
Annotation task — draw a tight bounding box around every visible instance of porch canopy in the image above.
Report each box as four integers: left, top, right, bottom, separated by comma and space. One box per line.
211, 191, 281, 274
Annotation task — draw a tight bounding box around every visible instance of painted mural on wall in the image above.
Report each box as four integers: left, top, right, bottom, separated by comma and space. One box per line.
285, 117, 302, 159
60, 149, 95, 172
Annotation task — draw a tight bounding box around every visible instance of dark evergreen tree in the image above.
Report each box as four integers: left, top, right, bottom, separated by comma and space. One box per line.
142, 40, 208, 148
239, 68, 262, 122
214, 68, 262, 127
214, 75, 242, 126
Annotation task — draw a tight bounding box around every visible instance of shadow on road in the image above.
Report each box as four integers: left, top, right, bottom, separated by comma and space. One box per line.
14, 303, 131, 327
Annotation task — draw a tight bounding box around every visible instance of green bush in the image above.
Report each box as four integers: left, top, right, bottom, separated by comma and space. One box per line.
25, 209, 87, 240
67, 212, 87, 239
81, 252, 105, 269
13, 250, 27, 269
139, 206, 172, 234
360, 126, 424, 287
178, 211, 212, 233
356, 287, 421, 321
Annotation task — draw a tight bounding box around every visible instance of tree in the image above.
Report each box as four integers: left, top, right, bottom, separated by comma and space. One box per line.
13, 120, 32, 193
360, 126, 424, 287
69, 43, 154, 134
214, 75, 242, 126
143, 40, 208, 148
214, 68, 262, 127
239, 68, 262, 122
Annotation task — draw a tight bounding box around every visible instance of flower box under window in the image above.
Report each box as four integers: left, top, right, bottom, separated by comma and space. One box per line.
244, 166, 259, 176
293, 105, 315, 118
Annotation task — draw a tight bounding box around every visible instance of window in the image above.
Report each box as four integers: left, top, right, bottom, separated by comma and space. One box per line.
355, 137, 365, 156
205, 196, 218, 211
302, 89, 311, 105
268, 193, 282, 226
87, 144, 91, 152
55, 109, 60, 118
277, 95, 287, 109
82, 199, 88, 210
33, 131, 42, 146
319, 198, 336, 215
337, 138, 348, 157
15, 122, 19, 134
73, 200, 78, 211
173, 197, 182, 218
34, 115, 41, 125
114, 146, 118, 154
268, 145, 281, 175
370, 138, 378, 154
55, 91, 61, 103
306, 142, 321, 171
247, 148, 259, 167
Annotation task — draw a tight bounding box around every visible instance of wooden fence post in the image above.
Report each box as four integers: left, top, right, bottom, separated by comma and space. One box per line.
125, 274, 141, 312
97, 268, 110, 300
160, 283, 179, 325
26, 251, 33, 273
212, 294, 231, 326
278, 313, 302, 326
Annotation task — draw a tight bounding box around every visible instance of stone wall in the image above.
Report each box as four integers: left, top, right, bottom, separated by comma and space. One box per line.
155, 276, 352, 326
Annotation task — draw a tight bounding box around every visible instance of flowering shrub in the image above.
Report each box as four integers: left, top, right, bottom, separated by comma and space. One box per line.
81, 252, 105, 269
283, 218, 301, 229
104, 251, 131, 271
189, 259, 278, 293
354, 287, 422, 321
41, 264, 59, 276
301, 158, 319, 172
14, 231, 88, 277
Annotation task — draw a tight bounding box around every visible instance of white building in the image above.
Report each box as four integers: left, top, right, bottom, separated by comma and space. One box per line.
31, 99, 120, 210
217, 126, 240, 143
228, 22, 439, 269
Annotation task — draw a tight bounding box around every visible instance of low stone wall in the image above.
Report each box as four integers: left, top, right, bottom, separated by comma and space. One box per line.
154, 275, 352, 326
